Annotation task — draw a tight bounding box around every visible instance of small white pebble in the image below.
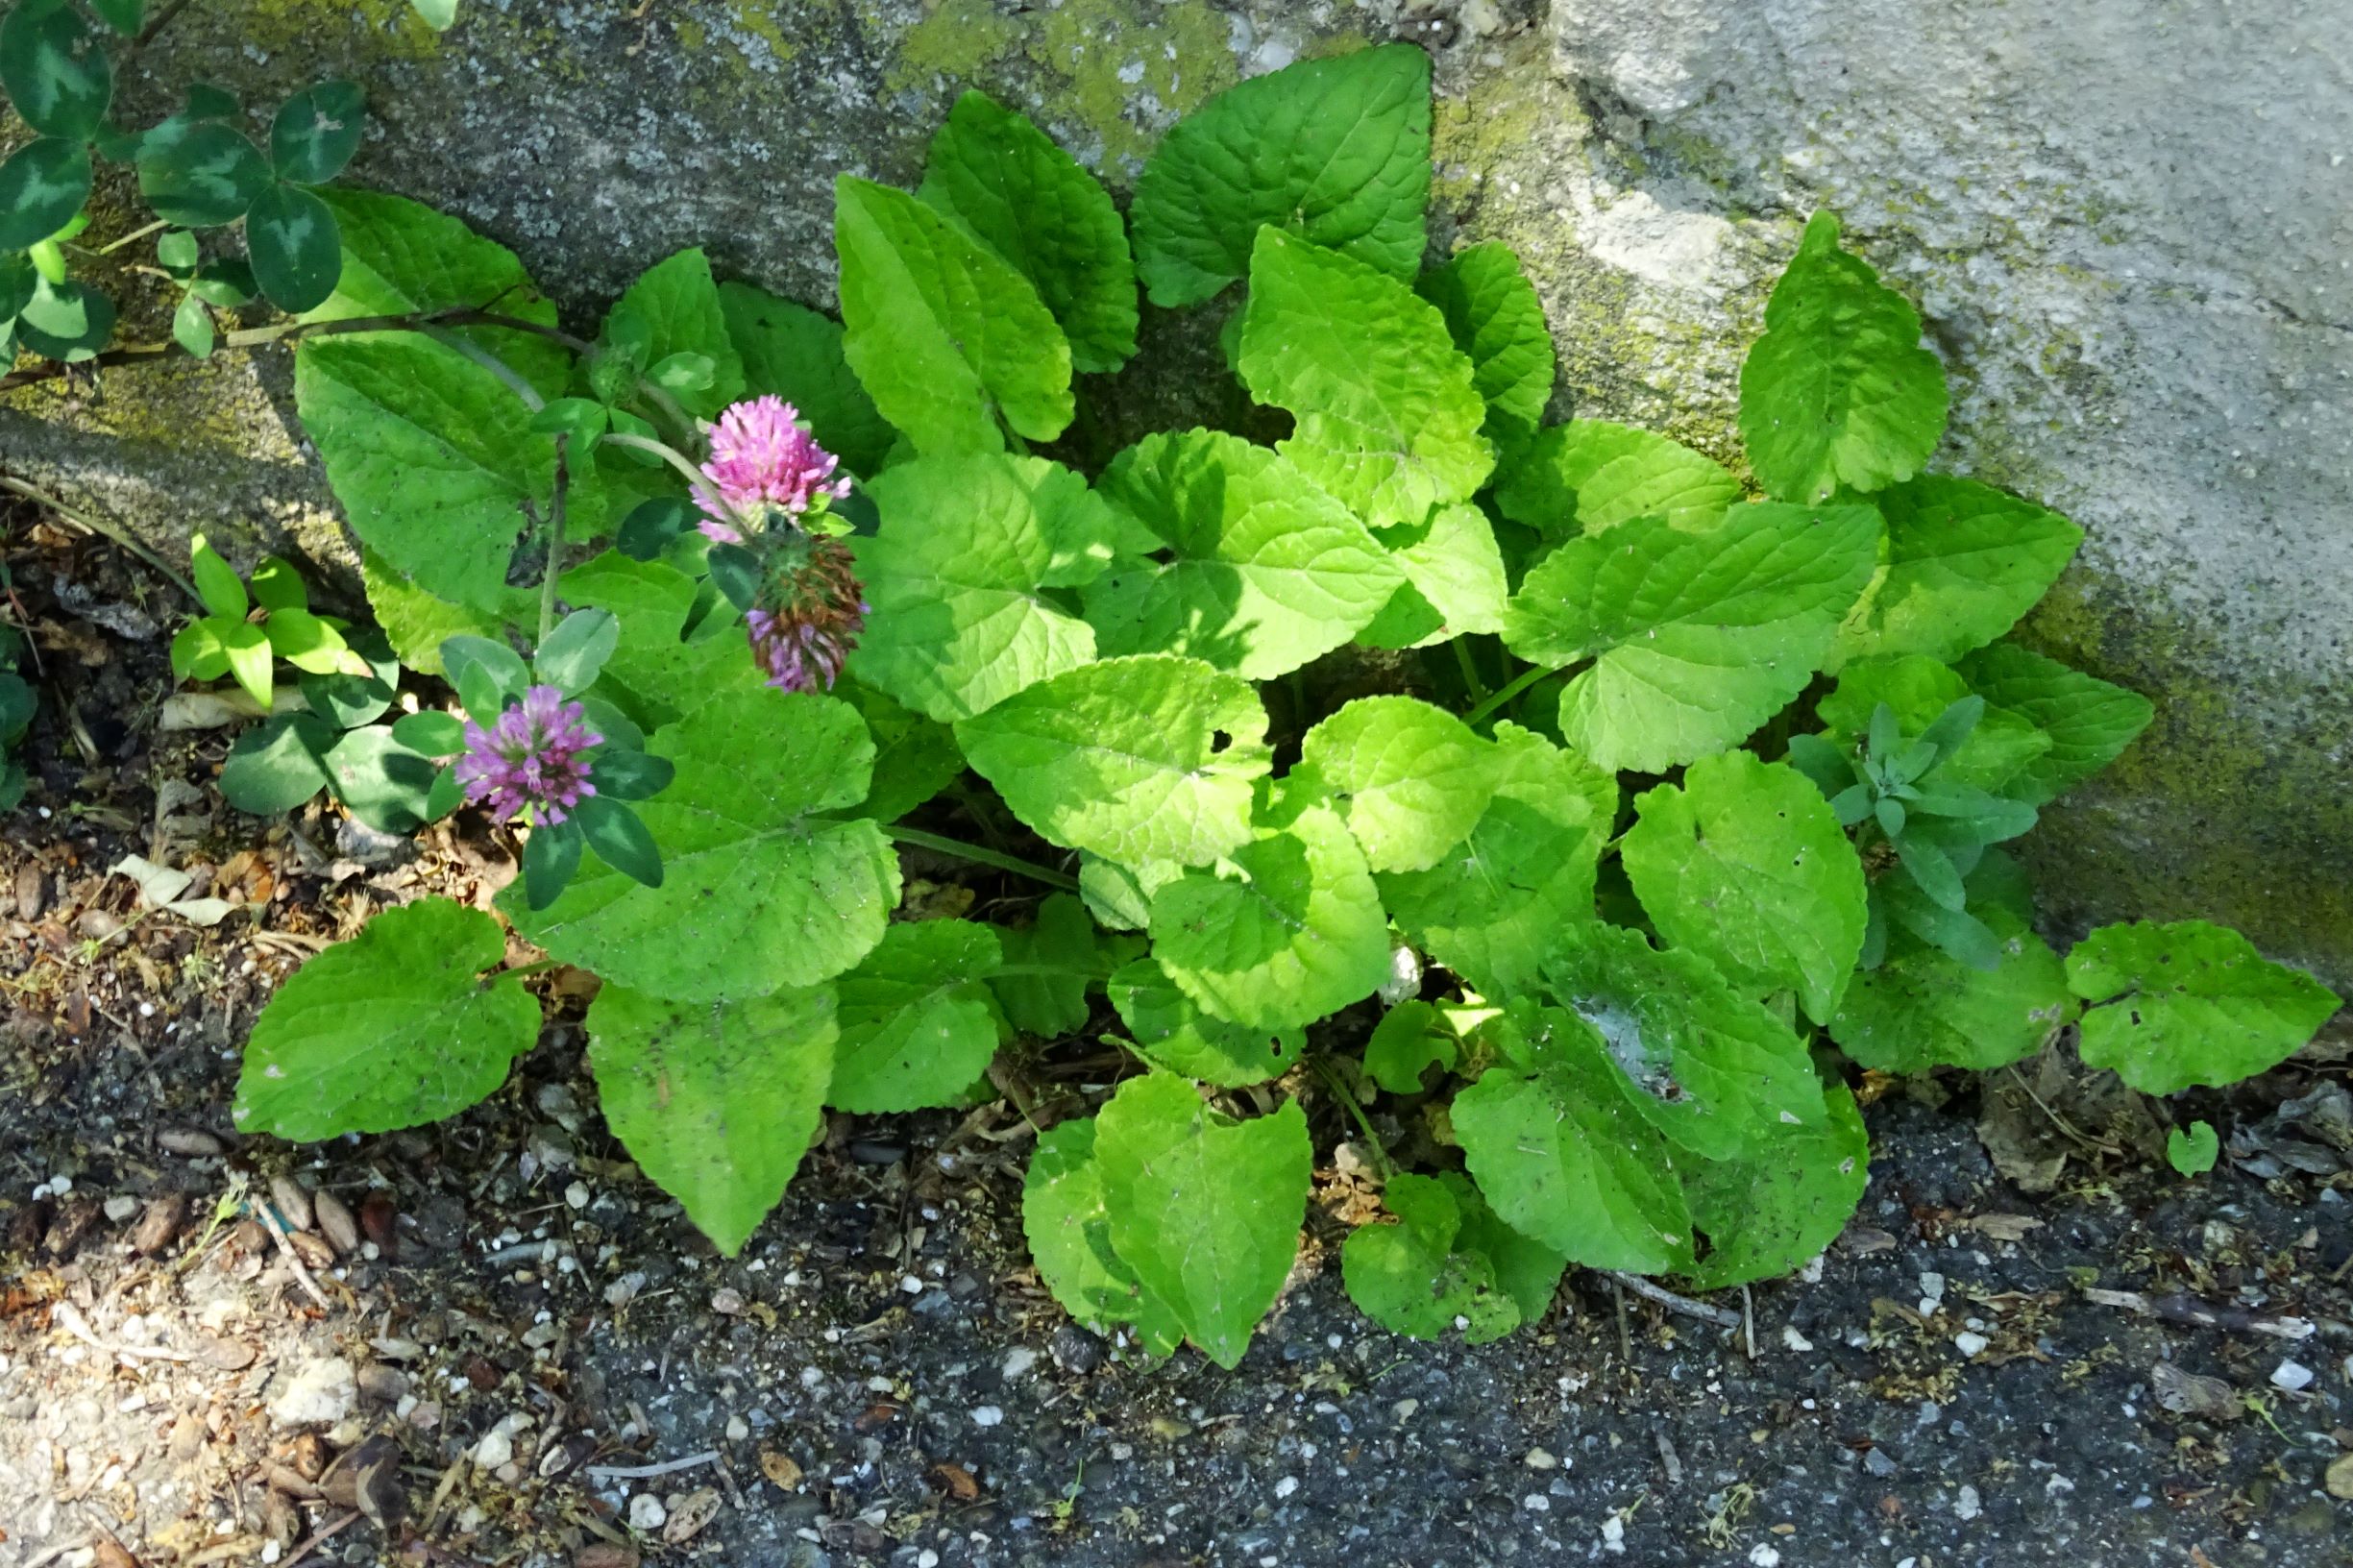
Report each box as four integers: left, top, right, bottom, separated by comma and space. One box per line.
1749, 1547, 1783, 1568
1781, 1325, 1814, 1352
1955, 1483, 1982, 1521
918, 1554, 940, 1568
1601, 1515, 1627, 1554
1522, 1493, 1550, 1512
900, 1274, 924, 1295
1524, 1448, 1557, 1470
1273, 1475, 1299, 1500
1002, 1347, 1038, 1380
1953, 1331, 1991, 1359
725, 1414, 749, 1441
2270, 1360, 2315, 1392
565, 1182, 590, 1210
971, 1406, 1004, 1428
628, 1493, 667, 1531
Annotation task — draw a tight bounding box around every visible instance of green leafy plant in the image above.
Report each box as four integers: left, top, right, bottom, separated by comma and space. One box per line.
0, 0, 364, 367
110, 45, 2332, 1368
0, 617, 32, 810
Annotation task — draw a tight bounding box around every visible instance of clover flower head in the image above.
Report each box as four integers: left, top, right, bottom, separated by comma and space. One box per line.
453, 683, 602, 824
694, 395, 851, 542
747, 535, 869, 695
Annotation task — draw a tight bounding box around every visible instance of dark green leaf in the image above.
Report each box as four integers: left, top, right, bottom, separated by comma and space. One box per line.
523, 817, 584, 909
1895, 830, 1965, 911
587, 747, 673, 800
440, 633, 528, 712
646, 349, 716, 392
718, 282, 896, 477
616, 496, 696, 560
87, 0, 143, 34
705, 543, 761, 611
321, 724, 439, 831
246, 183, 342, 312
156, 228, 200, 273
15, 273, 112, 360
0, 4, 112, 140
425, 762, 464, 820
533, 607, 619, 695
575, 795, 662, 888
137, 123, 268, 228
269, 80, 365, 184
529, 396, 609, 447
297, 625, 399, 727
218, 713, 336, 814
0, 137, 91, 252
390, 709, 466, 755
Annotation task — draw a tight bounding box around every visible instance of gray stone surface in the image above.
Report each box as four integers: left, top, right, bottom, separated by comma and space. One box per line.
2, 0, 2345, 984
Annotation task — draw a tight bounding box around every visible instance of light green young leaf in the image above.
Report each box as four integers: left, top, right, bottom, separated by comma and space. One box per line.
233, 897, 539, 1140
1107, 956, 1303, 1087
1622, 751, 1869, 1025
1738, 211, 1949, 502
503, 692, 899, 1001
1342, 1173, 1522, 1343
1238, 229, 1492, 529
850, 452, 1108, 723
954, 655, 1272, 868
1022, 1117, 1184, 1357
1093, 1072, 1311, 1369
1361, 999, 1458, 1094
1494, 420, 1740, 538
296, 334, 560, 612
1543, 920, 1826, 1160
719, 282, 896, 476
1818, 654, 2051, 794
1377, 722, 1606, 999
1831, 477, 2083, 670
835, 175, 1072, 453
992, 893, 1103, 1039
1373, 502, 1509, 640
2067, 920, 2342, 1094
835, 677, 966, 824
601, 248, 746, 421
1829, 903, 2069, 1072
1682, 1081, 1870, 1289
1417, 242, 1555, 462
1504, 502, 1881, 772
559, 551, 761, 727
586, 983, 836, 1255
1959, 642, 2153, 806
2168, 1121, 2219, 1178
1147, 801, 1391, 1032
1078, 854, 1182, 932
1130, 43, 1431, 307
360, 549, 509, 676
827, 919, 1006, 1112
1301, 696, 1498, 873
1084, 429, 1403, 679
919, 91, 1138, 375
1454, 1006, 1693, 1274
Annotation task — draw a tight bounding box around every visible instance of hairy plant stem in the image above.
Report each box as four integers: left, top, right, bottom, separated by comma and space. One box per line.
1450, 639, 1491, 704
598, 430, 710, 492
1461, 662, 1555, 726
884, 826, 1080, 892
538, 436, 572, 645
1312, 1057, 1394, 1180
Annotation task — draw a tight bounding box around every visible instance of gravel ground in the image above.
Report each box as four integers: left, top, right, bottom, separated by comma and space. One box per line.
4, 507, 2351, 1568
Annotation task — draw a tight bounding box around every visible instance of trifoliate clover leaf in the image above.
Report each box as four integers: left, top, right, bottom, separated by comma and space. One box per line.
955, 655, 1272, 869
1238, 229, 1492, 529
1622, 751, 1870, 1025
827, 919, 1006, 1112
1377, 722, 1607, 999
1829, 903, 2069, 1072
1738, 211, 1949, 502
1453, 1006, 1694, 1274
559, 551, 762, 727
1130, 43, 1431, 307
1542, 920, 1826, 1161
919, 91, 1138, 375
1830, 477, 2083, 670
1503, 502, 1881, 772
233, 897, 539, 1140
1301, 696, 1499, 874
1092, 1072, 1311, 1369
1084, 429, 1403, 679
1342, 1172, 1524, 1343
1417, 242, 1555, 463
835, 176, 1072, 453
719, 282, 896, 477
850, 452, 1108, 723
502, 691, 900, 1001
586, 982, 835, 1255
1958, 642, 2154, 806
1682, 1081, 1870, 1289
1023, 1117, 1184, 1358
1107, 957, 1303, 1087
2067, 920, 2341, 1095
1494, 420, 1740, 538
1147, 801, 1390, 1033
